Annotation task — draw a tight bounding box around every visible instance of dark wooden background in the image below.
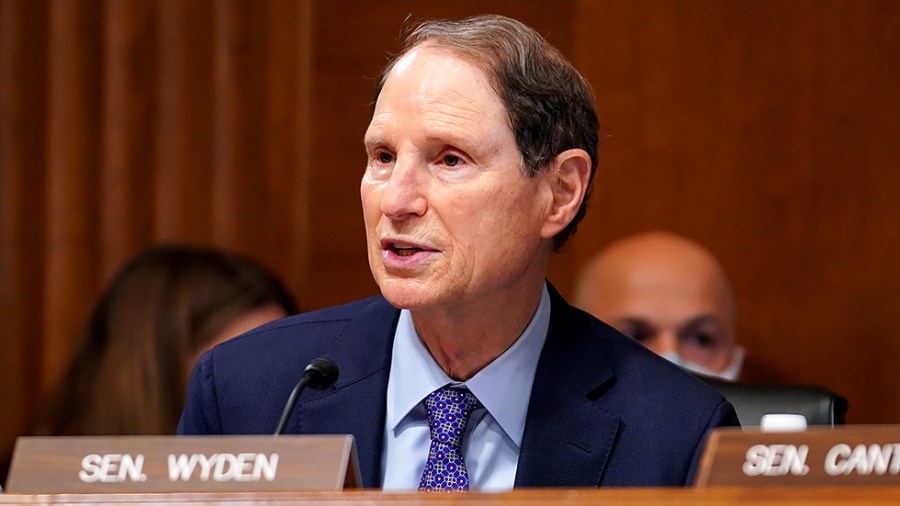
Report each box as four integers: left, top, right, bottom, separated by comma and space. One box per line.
2, 0, 898, 460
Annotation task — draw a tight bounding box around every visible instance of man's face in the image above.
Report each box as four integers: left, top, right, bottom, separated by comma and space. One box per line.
577, 246, 738, 375
599, 287, 737, 375
361, 46, 553, 312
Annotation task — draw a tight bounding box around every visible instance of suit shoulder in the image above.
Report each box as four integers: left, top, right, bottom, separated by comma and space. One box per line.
224, 294, 386, 342
565, 302, 729, 409
605, 328, 726, 404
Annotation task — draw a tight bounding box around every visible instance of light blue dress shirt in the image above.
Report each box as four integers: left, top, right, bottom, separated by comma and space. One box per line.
381, 284, 551, 491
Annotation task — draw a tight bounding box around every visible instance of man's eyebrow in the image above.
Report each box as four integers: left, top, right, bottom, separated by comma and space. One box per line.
421, 129, 483, 153
363, 133, 389, 151
618, 317, 654, 332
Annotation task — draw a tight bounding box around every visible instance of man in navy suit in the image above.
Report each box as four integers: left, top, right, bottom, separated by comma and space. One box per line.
178, 14, 739, 490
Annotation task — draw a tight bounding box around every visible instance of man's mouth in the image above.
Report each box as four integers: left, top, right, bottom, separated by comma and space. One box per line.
393, 246, 422, 257
383, 239, 430, 257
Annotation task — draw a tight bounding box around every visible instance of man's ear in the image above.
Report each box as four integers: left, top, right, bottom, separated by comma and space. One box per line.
541, 148, 591, 239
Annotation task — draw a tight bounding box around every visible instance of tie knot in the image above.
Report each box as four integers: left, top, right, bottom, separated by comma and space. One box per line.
423, 386, 482, 448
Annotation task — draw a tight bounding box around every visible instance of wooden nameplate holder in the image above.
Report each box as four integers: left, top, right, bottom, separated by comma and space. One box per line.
5, 434, 361, 493
696, 425, 900, 486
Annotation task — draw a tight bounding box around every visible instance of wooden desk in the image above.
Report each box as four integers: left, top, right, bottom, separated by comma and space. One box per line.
2, 487, 900, 505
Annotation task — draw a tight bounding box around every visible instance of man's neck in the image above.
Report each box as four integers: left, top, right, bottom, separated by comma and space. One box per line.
410, 280, 546, 381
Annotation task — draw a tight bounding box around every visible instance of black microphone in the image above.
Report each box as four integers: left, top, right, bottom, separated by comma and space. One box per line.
273, 358, 339, 436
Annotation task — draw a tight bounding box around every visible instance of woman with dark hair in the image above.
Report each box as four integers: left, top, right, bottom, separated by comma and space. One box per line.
34, 244, 297, 436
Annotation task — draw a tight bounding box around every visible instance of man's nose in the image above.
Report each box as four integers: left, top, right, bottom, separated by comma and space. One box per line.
649, 331, 679, 357
380, 157, 427, 219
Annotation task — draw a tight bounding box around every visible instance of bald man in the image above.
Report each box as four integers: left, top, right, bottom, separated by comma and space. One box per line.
573, 232, 743, 381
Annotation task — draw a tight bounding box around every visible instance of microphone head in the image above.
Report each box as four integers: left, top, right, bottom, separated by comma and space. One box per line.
303, 358, 339, 389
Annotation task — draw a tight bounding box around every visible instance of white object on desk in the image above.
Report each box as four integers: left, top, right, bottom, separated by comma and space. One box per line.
760, 413, 808, 432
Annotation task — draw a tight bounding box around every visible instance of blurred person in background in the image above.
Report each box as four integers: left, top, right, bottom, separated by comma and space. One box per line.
33, 244, 297, 436
574, 231, 743, 381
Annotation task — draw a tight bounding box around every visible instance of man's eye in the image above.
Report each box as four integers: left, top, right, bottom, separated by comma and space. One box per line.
629, 329, 651, 342
376, 152, 394, 164
443, 154, 461, 167
618, 325, 647, 342
685, 332, 717, 348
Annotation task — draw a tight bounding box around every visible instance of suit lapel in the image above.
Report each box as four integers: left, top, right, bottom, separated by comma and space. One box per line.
515, 284, 620, 487
293, 297, 399, 488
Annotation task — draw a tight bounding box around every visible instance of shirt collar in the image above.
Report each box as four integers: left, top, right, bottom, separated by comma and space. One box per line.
386, 284, 551, 448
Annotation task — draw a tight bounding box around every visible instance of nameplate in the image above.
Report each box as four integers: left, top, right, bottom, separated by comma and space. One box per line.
696, 425, 900, 486
6, 435, 361, 493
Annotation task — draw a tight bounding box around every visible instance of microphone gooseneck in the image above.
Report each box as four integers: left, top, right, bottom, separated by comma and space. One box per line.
273, 358, 339, 436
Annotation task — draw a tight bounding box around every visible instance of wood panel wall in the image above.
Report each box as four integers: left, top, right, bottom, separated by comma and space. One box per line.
561, 0, 900, 421
0, 0, 316, 460
1, 0, 898, 465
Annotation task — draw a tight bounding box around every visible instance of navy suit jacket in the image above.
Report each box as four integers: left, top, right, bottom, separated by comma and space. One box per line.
178, 284, 739, 488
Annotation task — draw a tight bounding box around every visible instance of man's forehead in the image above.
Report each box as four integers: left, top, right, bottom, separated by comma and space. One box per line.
391, 47, 422, 74
383, 45, 494, 98
368, 47, 509, 141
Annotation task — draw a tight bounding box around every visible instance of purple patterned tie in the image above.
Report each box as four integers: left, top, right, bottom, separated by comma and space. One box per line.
418, 386, 483, 491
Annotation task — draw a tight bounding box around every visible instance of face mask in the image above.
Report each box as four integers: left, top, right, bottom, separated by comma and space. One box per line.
659, 346, 744, 382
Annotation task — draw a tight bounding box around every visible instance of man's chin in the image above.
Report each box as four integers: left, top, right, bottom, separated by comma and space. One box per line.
377, 280, 442, 311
